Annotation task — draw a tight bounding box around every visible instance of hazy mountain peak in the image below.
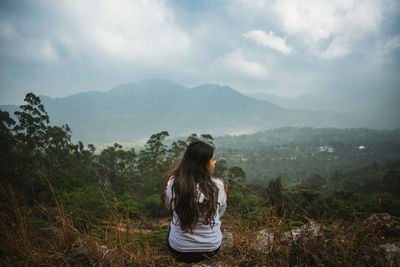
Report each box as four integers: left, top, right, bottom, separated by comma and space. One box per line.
192, 84, 243, 96
135, 78, 184, 88
108, 79, 188, 95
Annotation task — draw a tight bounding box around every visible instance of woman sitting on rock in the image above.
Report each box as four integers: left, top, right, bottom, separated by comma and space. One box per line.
163, 140, 227, 264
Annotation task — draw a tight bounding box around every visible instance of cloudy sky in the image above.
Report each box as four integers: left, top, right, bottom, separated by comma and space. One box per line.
1, 0, 400, 108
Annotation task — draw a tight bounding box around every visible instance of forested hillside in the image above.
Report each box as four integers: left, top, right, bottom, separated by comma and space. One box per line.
215, 127, 400, 183
1, 93, 399, 266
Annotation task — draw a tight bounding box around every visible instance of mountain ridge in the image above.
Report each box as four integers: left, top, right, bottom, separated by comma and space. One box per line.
0, 79, 378, 144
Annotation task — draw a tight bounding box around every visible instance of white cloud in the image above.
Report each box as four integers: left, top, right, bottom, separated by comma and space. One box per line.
209, 50, 269, 79
243, 29, 293, 55
2, 0, 192, 66
274, 0, 384, 58
73, 0, 191, 64
321, 36, 351, 59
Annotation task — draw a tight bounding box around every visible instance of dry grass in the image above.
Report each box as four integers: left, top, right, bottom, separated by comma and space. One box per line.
0, 185, 396, 266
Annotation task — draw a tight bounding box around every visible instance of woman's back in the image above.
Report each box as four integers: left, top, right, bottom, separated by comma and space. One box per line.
162, 140, 227, 263
165, 176, 227, 252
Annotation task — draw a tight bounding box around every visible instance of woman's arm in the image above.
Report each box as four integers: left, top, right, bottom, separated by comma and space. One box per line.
164, 177, 174, 211
215, 178, 227, 217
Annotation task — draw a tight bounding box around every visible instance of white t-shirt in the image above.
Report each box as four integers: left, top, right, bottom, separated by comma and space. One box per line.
165, 176, 227, 252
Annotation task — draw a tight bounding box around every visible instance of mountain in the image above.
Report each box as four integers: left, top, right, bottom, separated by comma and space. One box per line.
247, 91, 400, 129
247, 92, 345, 112
0, 79, 378, 144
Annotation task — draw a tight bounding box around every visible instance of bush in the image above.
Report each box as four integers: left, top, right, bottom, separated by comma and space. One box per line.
49, 169, 91, 191
62, 186, 113, 228
228, 191, 260, 214
117, 192, 141, 219
141, 194, 167, 218
373, 192, 400, 217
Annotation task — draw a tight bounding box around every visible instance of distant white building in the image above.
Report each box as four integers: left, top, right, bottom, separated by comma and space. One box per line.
319, 145, 335, 153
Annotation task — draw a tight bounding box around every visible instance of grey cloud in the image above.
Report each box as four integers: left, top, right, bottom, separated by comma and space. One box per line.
0, 0, 399, 127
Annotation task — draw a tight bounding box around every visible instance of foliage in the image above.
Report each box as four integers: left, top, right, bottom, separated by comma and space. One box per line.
97, 143, 138, 194
0, 110, 17, 185
142, 194, 168, 218
228, 191, 260, 214
62, 186, 114, 227
13, 92, 49, 153
227, 166, 246, 182
265, 177, 285, 216
214, 158, 227, 177
117, 192, 141, 219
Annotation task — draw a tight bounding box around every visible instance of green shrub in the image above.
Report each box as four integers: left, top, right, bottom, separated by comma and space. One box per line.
117, 192, 141, 219
62, 186, 113, 227
49, 169, 91, 191
228, 191, 260, 214
141, 194, 167, 218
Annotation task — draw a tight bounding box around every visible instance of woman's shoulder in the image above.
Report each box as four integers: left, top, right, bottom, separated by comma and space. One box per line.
166, 176, 175, 187
211, 177, 225, 187
212, 177, 228, 195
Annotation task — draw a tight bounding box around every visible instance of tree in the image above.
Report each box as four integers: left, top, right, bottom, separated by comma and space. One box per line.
168, 139, 187, 163
138, 131, 170, 175
382, 169, 400, 197
0, 110, 16, 184
186, 133, 199, 144
11, 93, 50, 196
44, 124, 72, 172
13, 92, 49, 153
200, 133, 214, 145
228, 166, 246, 182
138, 131, 170, 194
97, 143, 137, 194
186, 133, 214, 145
214, 159, 227, 178
265, 177, 285, 216
301, 174, 327, 191
0, 110, 16, 149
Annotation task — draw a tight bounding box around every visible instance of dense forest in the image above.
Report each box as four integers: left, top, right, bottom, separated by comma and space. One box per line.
1, 93, 400, 266
215, 127, 400, 184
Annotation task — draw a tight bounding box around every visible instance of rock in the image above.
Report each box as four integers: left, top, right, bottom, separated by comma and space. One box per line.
221, 230, 234, 250
379, 242, 400, 267
365, 213, 400, 237
255, 221, 323, 253
100, 244, 108, 253
285, 221, 321, 241
255, 228, 275, 253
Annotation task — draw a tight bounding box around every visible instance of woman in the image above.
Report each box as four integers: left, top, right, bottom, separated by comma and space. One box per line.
163, 140, 227, 263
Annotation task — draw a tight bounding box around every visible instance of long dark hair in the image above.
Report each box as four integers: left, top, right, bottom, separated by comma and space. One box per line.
164, 140, 218, 233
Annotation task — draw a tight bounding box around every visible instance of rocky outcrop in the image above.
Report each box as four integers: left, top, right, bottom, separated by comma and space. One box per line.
221, 230, 234, 250
365, 213, 400, 237
191, 213, 400, 266
379, 242, 400, 267
255, 220, 323, 253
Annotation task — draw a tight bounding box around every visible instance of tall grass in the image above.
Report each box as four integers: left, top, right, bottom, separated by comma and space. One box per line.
0, 184, 395, 266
